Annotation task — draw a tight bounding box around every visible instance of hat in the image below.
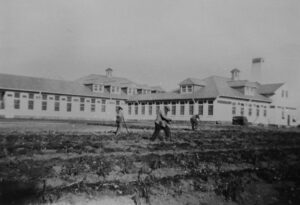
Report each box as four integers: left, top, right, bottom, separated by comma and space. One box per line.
164, 106, 170, 111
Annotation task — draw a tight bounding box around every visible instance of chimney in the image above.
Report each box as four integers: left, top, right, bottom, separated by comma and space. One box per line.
251, 58, 264, 82
105, 68, 113, 78
230, 68, 240, 81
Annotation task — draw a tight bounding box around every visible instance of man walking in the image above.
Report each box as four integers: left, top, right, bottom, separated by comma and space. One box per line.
190, 114, 200, 131
115, 106, 124, 136
150, 106, 172, 141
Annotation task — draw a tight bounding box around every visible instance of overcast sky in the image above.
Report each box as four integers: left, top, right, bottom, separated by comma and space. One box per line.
0, 0, 299, 112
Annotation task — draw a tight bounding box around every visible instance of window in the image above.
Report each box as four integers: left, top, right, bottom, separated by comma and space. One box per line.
199, 101, 204, 115
142, 103, 145, 115
67, 103, 72, 112
263, 107, 267, 117
29, 93, 34, 99
128, 104, 132, 115
42, 101, 47, 111
180, 102, 185, 115
149, 103, 153, 115
128, 88, 132, 94
80, 97, 85, 103
99, 85, 103, 91
49, 97, 54, 100
22, 95, 27, 98
208, 100, 214, 116
232, 106, 236, 116
182, 86, 186, 93
285, 91, 288, 98
135, 103, 138, 115
282, 109, 285, 119
42, 94, 47, 100
28, 100, 34, 110
116, 87, 120, 92
187, 86, 192, 92
14, 92, 20, 98
54, 102, 60, 111
156, 103, 160, 114
80, 103, 85, 112
248, 106, 252, 116
112, 86, 115, 93
101, 99, 106, 112
172, 102, 176, 115
67, 96, 72, 102
256, 106, 260, 117
14, 99, 20, 109
91, 104, 95, 112
55, 95, 60, 101
240, 104, 244, 116
189, 101, 194, 115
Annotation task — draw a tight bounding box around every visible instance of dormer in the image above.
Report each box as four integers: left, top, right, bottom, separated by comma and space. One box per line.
231, 68, 240, 81
179, 78, 205, 94
106, 68, 113, 78
92, 84, 104, 93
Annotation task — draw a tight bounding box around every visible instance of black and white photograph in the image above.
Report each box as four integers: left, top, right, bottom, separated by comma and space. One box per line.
0, 0, 300, 204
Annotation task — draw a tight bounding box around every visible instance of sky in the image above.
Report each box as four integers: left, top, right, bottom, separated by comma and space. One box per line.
0, 0, 300, 115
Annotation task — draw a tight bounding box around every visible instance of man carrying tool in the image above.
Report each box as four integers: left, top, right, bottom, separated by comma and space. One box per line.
150, 106, 172, 141
190, 114, 200, 131
115, 106, 126, 136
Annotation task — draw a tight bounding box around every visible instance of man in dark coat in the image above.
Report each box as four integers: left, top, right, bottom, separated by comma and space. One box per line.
150, 106, 172, 141
190, 114, 200, 130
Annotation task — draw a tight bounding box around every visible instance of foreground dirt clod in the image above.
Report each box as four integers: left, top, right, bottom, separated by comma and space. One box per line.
0, 128, 300, 205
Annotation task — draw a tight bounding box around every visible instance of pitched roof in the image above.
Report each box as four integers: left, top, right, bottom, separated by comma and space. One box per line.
129, 76, 271, 102
0, 73, 128, 99
257, 83, 284, 95
179, 78, 206, 86
228, 80, 259, 88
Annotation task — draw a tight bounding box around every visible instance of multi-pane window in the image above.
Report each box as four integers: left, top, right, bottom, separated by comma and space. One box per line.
135, 103, 138, 115
42, 94, 47, 100
156, 103, 160, 114
199, 101, 204, 115
263, 107, 267, 117
256, 105, 260, 117
55, 95, 60, 101
128, 104, 132, 115
54, 102, 60, 111
14, 99, 20, 109
182, 86, 186, 93
172, 102, 176, 115
29, 93, 34, 99
14, 92, 20, 98
189, 101, 194, 115
80, 97, 85, 112
141, 103, 145, 115
240, 104, 244, 116
67, 96, 72, 102
248, 106, 252, 116
208, 100, 214, 116
149, 103, 153, 115
91, 104, 95, 112
101, 99, 106, 112
67, 103, 72, 112
28, 100, 34, 110
180, 102, 185, 115
232, 103, 236, 116
187, 86, 192, 92
80, 103, 85, 112
42, 101, 47, 111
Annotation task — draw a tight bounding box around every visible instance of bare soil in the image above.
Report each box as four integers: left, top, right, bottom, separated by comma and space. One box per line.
0, 122, 299, 205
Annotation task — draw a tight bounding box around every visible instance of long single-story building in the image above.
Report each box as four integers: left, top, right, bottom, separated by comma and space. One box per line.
0, 59, 298, 126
